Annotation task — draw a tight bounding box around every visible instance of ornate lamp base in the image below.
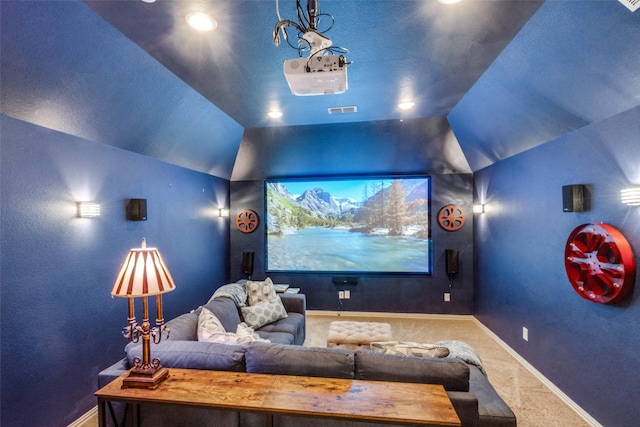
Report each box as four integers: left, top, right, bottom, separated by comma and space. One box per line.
122, 366, 170, 390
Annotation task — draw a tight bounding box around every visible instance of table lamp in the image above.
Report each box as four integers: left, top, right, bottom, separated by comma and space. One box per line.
111, 238, 176, 389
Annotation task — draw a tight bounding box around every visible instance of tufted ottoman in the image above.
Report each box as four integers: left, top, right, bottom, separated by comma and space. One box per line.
326, 320, 393, 351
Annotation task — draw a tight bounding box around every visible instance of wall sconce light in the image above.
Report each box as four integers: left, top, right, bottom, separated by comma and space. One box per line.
218, 208, 230, 217
111, 238, 176, 389
621, 186, 640, 206
77, 202, 101, 218
398, 100, 415, 110
473, 204, 485, 214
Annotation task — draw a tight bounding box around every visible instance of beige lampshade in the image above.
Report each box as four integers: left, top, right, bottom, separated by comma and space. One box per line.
111, 239, 176, 297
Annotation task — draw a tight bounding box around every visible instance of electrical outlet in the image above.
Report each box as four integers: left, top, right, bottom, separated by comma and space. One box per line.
444, 293, 451, 302
338, 291, 345, 299
523, 327, 529, 341
344, 290, 350, 299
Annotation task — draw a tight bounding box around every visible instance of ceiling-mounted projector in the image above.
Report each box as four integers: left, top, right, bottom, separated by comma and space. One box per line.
284, 55, 348, 96
274, 0, 350, 96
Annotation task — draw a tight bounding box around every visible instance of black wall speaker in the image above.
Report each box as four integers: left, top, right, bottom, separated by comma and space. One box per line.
242, 251, 254, 275
126, 199, 147, 221
445, 249, 459, 276
563, 185, 585, 212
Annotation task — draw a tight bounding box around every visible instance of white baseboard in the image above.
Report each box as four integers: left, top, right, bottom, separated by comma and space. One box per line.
67, 405, 97, 427
471, 317, 602, 427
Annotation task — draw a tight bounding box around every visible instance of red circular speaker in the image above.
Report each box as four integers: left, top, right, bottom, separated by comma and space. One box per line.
437, 205, 465, 231
235, 209, 259, 233
564, 223, 636, 304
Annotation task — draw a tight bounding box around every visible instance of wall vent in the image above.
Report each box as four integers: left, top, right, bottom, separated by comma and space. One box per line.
328, 105, 357, 115
619, 0, 640, 12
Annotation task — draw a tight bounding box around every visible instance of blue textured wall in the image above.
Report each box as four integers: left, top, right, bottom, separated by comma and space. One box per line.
474, 106, 640, 426
1, 1, 244, 179
0, 115, 230, 426
230, 120, 474, 314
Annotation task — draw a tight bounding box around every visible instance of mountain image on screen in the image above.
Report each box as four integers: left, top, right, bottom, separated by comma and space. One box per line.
265, 177, 431, 274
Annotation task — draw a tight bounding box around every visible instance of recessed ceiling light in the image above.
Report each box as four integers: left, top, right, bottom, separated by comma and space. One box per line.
140, 0, 156, 4
186, 12, 217, 32
268, 110, 283, 119
398, 101, 415, 110
438, 0, 462, 4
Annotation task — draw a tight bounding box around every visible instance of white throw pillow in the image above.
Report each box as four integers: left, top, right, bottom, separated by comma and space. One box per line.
199, 332, 253, 345
241, 297, 288, 329
236, 322, 270, 343
197, 307, 225, 341
197, 309, 267, 345
246, 277, 276, 306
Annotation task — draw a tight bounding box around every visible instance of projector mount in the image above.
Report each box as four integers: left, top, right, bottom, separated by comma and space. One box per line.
273, 0, 349, 62
302, 31, 333, 58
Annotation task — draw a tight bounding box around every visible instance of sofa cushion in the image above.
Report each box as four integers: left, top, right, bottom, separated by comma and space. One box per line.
255, 313, 303, 336
246, 277, 276, 306
354, 349, 470, 392
203, 296, 242, 332
255, 331, 295, 345
246, 342, 355, 379
165, 312, 198, 341
266, 297, 306, 345
126, 340, 246, 371
241, 297, 287, 329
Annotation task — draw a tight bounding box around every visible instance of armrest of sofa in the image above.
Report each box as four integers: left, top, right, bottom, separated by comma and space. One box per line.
469, 366, 517, 427
279, 293, 306, 316
448, 391, 480, 427
98, 357, 130, 388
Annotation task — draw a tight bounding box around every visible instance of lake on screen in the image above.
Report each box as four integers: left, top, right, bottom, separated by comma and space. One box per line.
267, 227, 430, 273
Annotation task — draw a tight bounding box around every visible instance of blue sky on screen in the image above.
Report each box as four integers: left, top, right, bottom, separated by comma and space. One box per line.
282, 179, 390, 200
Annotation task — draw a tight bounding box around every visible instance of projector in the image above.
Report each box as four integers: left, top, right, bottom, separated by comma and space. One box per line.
283, 55, 348, 96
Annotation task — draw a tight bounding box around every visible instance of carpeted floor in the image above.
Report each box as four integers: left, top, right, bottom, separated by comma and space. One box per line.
305, 312, 595, 427
81, 312, 596, 427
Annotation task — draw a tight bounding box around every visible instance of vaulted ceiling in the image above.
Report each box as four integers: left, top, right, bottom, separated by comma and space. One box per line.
2, 1, 639, 178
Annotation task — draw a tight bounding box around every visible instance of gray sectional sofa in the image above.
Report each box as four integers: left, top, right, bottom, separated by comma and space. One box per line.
98, 286, 516, 427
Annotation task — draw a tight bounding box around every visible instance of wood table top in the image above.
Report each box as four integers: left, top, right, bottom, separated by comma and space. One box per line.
96, 368, 461, 426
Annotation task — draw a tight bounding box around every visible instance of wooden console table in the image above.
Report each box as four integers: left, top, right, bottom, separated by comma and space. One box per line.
96, 368, 461, 426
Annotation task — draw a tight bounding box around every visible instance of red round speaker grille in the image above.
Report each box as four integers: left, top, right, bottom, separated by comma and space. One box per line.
437, 205, 465, 232
564, 223, 635, 304
235, 209, 259, 234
